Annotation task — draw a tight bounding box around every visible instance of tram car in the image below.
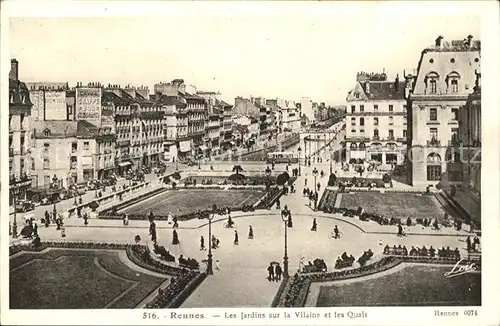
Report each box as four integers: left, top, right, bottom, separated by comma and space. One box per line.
267, 151, 299, 164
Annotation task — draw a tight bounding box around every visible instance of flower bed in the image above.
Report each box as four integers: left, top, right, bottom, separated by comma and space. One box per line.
9, 241, 129, 256
126, 245, 194, 277
255, 187, 284, 210
318, 189, 337, 212
99, 188, 167, 217
278, 256, 400, 307
271, 276, 290, 307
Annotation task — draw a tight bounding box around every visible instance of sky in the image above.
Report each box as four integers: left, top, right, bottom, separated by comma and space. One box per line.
7, 3, 481, 105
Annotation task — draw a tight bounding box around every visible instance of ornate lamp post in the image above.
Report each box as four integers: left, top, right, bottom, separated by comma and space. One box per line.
303, 136, 307, 161
280, 208, 290, 277
297, 147, 302, 176
11, 187, 20, 238
330, 149, 334, 175
312, 167, 319, 192
207, 204, 216, 275
265, 166, 272, 196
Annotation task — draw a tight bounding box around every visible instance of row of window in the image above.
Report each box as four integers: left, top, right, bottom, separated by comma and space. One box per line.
351, 104, 406, 113
429, 108, 459, 121
351, 116, 406, 126
425, 71, 461, 94
351, 129, 405, 139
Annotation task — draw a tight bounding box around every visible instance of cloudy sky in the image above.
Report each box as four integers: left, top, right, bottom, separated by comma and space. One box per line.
7, 2, 481, 105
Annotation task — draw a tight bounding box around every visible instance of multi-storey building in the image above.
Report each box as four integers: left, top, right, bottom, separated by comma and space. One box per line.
162, 95, 188, 162
345, 72, 406, 165
27, 82, 69, 122
300, 97, 314, 125
9, 59, 33, 203
405, 35, 481, 187
459, 70, 481, 196
31, 120, 99, 188
155, 80, 208, 159
105, 84, 165, 174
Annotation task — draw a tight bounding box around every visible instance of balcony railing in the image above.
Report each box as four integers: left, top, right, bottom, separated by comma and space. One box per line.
427, 140, 441, 146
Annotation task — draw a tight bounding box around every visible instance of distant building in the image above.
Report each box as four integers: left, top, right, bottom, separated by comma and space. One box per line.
406, 35, 481, 187
301, 97, 314, 124
8, 59, 33, 202
345, 71, 407, 165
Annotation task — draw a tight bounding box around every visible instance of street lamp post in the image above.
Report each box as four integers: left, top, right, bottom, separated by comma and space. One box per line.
297, 147, 302, 176
313, 167, 318, 192
11, 188, 19, 238
330, 150, 333, 175
280, 208, 289, 277
303, 137, 307, 160
207, 204, 216, 275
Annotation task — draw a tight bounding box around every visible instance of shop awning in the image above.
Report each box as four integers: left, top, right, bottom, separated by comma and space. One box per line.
118, 161, 132, 167
180, 140, 191, 153
199, 145, 208, 151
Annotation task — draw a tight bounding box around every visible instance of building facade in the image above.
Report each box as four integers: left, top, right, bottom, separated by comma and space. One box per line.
31, 120, 99, 189
9, 59, 33, 202
27, 83, 70, 122
459, 70, 481, 196
406, 35, 481, 187
345, 72, 407, 165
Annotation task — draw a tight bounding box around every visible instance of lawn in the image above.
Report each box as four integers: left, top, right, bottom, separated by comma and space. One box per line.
121, 189, 266, 216
316, 264, 481, 306
10, 249, 167, 309
340, 192, 444, 220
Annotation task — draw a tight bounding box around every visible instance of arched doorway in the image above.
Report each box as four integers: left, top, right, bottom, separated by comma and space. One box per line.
426, 152, 442, 181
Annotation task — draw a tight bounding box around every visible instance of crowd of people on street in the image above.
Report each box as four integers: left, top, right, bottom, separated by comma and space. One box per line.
267, 262, 283, 281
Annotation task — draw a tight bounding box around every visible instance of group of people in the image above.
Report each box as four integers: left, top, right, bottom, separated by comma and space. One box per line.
303, 188, 319, 210
466, 236, 481, 252
266, 262, 283, 282
335, 252, 356, 269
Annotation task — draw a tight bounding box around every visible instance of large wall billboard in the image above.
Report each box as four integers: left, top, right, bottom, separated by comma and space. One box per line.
45, 91, 67, 120
76, 87, 102, 124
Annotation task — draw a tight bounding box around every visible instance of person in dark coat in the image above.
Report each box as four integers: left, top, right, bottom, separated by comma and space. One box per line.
248, 226, 254, 239
33, 222, 38, 237
149, 221, 157, 243
267, 263, 275, 281
275, 264, 283, 281
466, 236, 472, 252
149, 211, 154, 222
234, 230, 239, 245
311, 218, 317, 231
276, 198, 280, 210
83, 212, 89, 225
44, 210, 50, 226
200, 236, 205, 250
173, 215, 179, 228
172, 229, 180, 245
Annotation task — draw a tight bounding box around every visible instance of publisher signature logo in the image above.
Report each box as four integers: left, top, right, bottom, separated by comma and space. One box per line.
444, 259, 477, 278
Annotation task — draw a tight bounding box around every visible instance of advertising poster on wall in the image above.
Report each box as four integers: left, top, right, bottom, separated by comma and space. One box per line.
45, 91, 67, 120
76, 87, 102, 124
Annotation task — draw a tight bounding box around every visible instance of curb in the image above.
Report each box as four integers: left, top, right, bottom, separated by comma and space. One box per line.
56, 211, 472, 237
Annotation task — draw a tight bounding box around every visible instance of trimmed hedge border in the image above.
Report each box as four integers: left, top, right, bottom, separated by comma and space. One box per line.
99, 188, 167, 217
276, 255, 481, 307
270, 276, 291, 307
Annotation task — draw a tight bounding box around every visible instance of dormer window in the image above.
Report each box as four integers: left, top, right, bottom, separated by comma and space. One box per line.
446, 72, 460, 93
425, 72, 439, 94
43, 129, 51, 137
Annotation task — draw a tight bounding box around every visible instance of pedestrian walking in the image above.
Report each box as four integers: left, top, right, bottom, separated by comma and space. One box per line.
173, 215, 179, 228
267, 263, 275, 281
287, 214, 293, 228
248, 225, 254, 239
466, 236, 471, 252
215, 260, 220, 270
33, 221, 38, 237
276, 198, 280, 210
234, 230, 239, 245
305, 178, 307, 186
275, 264, 283, 281
168, 212, 173, 224
200, 236, 205, 250
83, 212, 89, 225
311, 218, 317, 231
172, 229, 180, 245
44, 210, 50, 226
150, 221, 157, 244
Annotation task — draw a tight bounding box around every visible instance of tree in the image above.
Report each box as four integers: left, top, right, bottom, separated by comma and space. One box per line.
88, 201, 99, 212
276, 172, 290, 186
163, 176, 171, 184
172, 172, 181, 180
232, 165, 244, 175
328, 174, 337, 187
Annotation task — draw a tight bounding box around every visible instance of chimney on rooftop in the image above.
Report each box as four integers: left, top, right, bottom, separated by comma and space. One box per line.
435, 35, 444, 48
10, 59, 19, 80
467, 35, 473, 48
365, 80, 370, 94
395, 74, 400, 92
